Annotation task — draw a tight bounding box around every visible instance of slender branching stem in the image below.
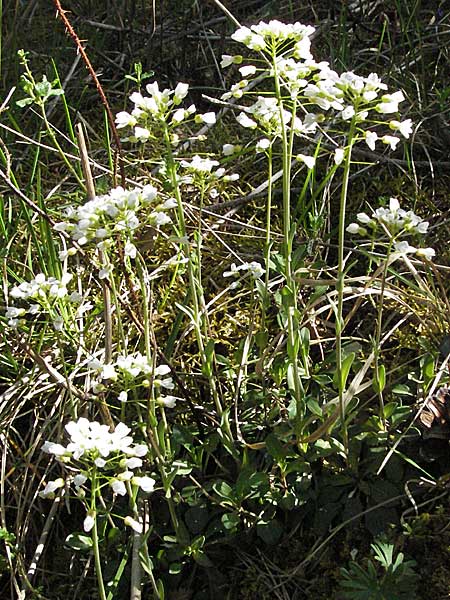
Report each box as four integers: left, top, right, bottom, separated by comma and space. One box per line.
336, 117, 357, 456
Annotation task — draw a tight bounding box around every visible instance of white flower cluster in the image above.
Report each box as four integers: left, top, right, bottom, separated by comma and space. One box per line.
41, 418, 156, 533
88, 353, 180, 407
6, 273, 79, 329
224, 20, 413, 155
54, 185, 174, 258
230, 20, 315, 54
234, 95, 320, 141
180, 154, 239, 183
10, 272, 72, 301
346, 198, 435, 260
115, 81, 216, 141
42, 418, 148, 462
223, 261, 265, 280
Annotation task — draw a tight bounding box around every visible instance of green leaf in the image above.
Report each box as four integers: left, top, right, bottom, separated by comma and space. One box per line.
169, 562, 183, 574
256, 518, 283, 545
373, 363, 386, 393
212, 481, 234, 501
333, 352, 355, 390
65, 533, 93, 552
185, 506, 209, 535
421, 353, 435, 384
265, 433, 288, 463
16, 98, 33, 107
221, 512, 240, 530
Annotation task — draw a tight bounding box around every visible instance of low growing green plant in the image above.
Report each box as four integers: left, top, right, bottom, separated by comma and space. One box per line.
0, 11, 447, 600
338, 540, 419, 600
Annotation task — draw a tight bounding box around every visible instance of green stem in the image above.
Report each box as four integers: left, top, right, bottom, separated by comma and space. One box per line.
272, 49, 304, 424
91, 472, 107, 600
373, 239, 394, 427
162, 127, 235, 448
336, 118, 357, 457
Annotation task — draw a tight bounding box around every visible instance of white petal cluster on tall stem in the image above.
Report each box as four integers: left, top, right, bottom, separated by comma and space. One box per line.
10, 272, 72, 301
54, 185, 172, 252
225, 19, 413, 157
115, 80, 201, 142
42, 418, 151, 467
223, 261, 265, 280
6, 272, 80, 329
346, 198, 435, 260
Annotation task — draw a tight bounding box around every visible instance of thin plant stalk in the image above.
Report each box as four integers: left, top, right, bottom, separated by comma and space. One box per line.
161, 126, 235, 449
272, 50, 304, 424
90, 471, 107, 600
335, 117, 357, 456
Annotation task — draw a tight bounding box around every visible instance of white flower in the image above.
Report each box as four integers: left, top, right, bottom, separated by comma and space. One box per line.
296, 154, 316, 169
124, 516, 143, 533
133, 126, 151, 141
389, 118, 413, 139
10, 273, 72, 302
416, 247, 435, 260
124, 241, 137, 259
41, 442, 68, 457
39, 478, 65, 499
239, 65, 257, 77
346, 223, 361, 234
173, 82, 189, 103
171, 108, 186, 124
131, 444, 148, 457
223, 173, 240, 182
5, 306, 26, 318
357, 212, 373, 224
94, 458, 106, 468
220, 54, 242, 68
381, 135, 400, 150
376, 91, 405, 114
159, 395, 180, 408
394, 241, 417, 254
73, 474, 87, 488
111, 479, 127, 496
83, 512, 95, 532
222, 144, 238, 156
389, 197, 400, 212
236, 112, 257, 129
115, 111, 137, 129
197, 112, 216, 125
181, 155, 219, 173
256, 138, 271, 153
365, 130, 378, 151
334, 148, 345, 165
231, 26, 266, 51
224, 261, 265, 280
101, 364, 118, 381
53, 316, 64, 331
341, 106, 355, 120
154, 365, 171, 377
125, 457, 142, 469
99, 266, 113, 280
132, 475, 156, 493
223, 263, 239, 278
293, 36, 312, 60
118, 391, 128, 403
69, 291, 83, 303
